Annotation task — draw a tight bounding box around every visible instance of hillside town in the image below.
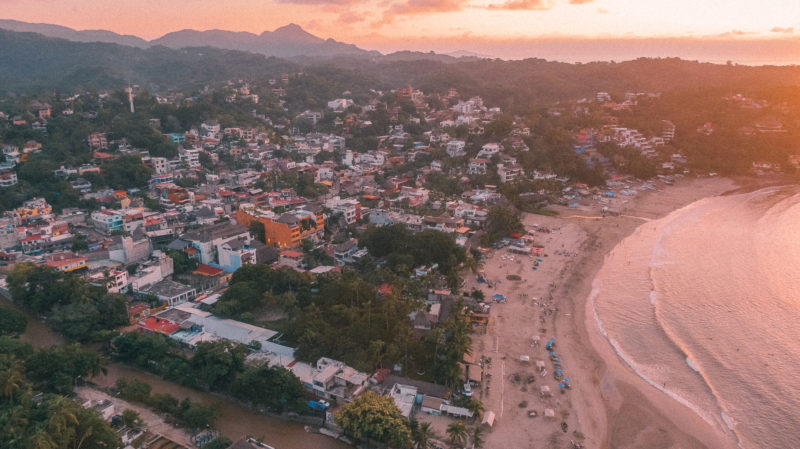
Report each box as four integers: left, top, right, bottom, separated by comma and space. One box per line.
0, 74, 795, 449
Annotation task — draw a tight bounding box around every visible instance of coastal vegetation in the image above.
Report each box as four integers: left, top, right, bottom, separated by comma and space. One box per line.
0, 329, 121, 449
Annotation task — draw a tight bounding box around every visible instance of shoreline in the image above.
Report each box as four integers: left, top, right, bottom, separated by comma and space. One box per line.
559, 175, 791, 449
437, 175, 764, 449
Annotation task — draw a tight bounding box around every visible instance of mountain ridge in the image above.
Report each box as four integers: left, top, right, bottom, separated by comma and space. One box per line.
0, 19, 378, 59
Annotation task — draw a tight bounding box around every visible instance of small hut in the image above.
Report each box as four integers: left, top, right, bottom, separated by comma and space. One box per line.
481, 411, 496, 428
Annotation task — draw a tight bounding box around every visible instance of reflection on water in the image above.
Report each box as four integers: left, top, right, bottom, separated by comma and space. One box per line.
0, 295, 350, 449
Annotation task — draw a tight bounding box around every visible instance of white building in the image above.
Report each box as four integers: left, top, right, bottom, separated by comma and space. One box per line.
468, 158, 488, 175
0, 171, 18, 188
180, 147, 201, 168
497, 163, 524, 183
325, 196, 361, 225
446, 140, 467, 158
151, 157, 170, 174
327, 99, 353, 112
477, 142, 503, 159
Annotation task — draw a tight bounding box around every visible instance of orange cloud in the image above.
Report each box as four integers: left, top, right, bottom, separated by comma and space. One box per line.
389, 0, 467, 15
770, 26, 794, 33
568, 0, 595, 3
487, 0, 554, 10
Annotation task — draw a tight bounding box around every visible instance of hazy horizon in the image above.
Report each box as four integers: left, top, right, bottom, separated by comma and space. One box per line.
2, 0, 800, 65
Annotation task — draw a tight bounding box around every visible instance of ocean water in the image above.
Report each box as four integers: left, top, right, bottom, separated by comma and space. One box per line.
591, 186, 800, 449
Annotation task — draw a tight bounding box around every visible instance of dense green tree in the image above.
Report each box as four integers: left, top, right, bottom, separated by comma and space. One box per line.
167, 249, 199, 275
335, 391, 409, 447
110, 332, 175, 368
121, 409, 144, 430
26, 344, 105, 394
483, 205, 524, 245
191, 340, 247, 390
249, 220, 266, 243
0, 336, 34, 360
230, 365, 306, 412
0, 307, 27, 336
100, 155, 154, 190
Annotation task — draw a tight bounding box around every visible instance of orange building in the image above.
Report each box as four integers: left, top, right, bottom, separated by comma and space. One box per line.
236, 203, 324, 249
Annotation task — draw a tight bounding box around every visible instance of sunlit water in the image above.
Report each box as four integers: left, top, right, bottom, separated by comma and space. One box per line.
591, 186, 800, 449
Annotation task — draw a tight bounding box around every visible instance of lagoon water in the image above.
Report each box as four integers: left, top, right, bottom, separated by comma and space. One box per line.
592, 186, 800, 449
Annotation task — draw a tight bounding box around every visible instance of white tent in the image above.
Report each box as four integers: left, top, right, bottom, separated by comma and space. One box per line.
536, 360, 546, 371
481, 411, 496, 428
540, 385, 551, 397
544, 408, 555, 418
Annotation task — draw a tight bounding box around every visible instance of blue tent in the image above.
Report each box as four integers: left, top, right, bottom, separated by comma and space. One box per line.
493, 294, 506, 300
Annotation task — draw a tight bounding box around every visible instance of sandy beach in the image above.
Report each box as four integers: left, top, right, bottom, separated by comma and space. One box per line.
423, 176, 757, 449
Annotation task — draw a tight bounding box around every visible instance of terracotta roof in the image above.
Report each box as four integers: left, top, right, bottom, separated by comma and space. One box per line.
280, 249, 303, 259
138, 316, 180, 335
193, 264, 225, 277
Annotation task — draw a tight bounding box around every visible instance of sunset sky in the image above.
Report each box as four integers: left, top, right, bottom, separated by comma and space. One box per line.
2, 0, 800, 63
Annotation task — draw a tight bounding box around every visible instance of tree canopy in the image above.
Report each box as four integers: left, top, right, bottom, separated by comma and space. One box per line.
334, 391, 410, 447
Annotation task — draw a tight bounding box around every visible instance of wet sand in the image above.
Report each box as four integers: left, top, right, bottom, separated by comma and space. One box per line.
461, 176, 745, 449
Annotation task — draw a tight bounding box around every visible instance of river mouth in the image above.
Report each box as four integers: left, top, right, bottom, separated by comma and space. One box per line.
0, 295, 350, 449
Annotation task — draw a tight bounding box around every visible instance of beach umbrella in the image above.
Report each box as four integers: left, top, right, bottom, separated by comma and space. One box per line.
549, 351, 555, 356
554, 358, 561, 363
559, 384, 566, 388
563, 378, 570, 382
555, 369, 562, 373
550, 337, 556, 341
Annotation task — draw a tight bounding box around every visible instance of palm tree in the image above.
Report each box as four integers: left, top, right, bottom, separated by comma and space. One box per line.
465, 398, 485, 417
0, 359, 25, 399
27, 430, 56, 449
470, 426, 484, 449
46, 396, 79, 437
447, 421, 468, 448
410, 421, 436, 449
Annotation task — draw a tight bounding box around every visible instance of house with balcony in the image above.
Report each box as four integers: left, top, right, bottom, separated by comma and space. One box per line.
91, 209, 124, 234
0, 171, 18, 188
468, 158, 488, 175
303, 357, 369, 403
497, 163, 524, 183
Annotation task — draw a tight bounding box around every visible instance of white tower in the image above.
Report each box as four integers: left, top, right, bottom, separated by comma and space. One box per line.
126, 86, 135, 113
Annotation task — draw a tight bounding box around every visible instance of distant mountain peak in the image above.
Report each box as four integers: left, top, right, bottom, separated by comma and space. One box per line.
276, 23, 304, 32
269, 23, 320, 42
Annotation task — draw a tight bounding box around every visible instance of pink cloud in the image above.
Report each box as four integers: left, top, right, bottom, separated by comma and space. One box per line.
568, 0, 595, 4
486, 0, 553, 10
771, 26, 794, 34
389, 0, 467, 15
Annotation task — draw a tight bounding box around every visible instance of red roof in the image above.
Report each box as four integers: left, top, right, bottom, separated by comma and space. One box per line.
139, 316, 180, 335
378, 283, 395, 295
280, 250, 303, 259
193, 264, 225, 277
93, 152, 114, 159
43, 257, 85, 268
21, 234, 42, 242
